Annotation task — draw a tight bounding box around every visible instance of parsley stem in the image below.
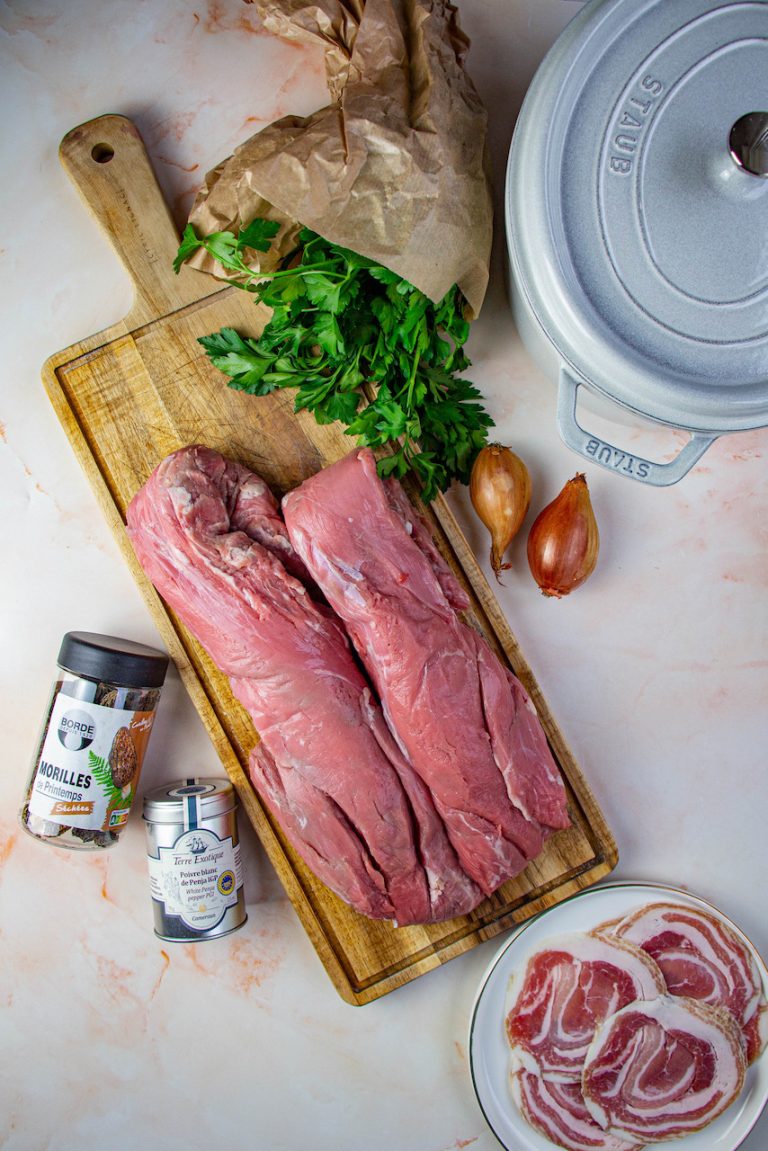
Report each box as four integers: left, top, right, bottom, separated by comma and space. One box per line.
401, 352, 421, 415
204, 245, 347, 289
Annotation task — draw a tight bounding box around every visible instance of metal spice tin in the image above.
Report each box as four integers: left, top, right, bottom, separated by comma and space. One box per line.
143, 778, 247, 942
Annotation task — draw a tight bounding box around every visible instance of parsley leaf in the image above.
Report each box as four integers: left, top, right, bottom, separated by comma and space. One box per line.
177, 220, 493, 501
237, 217, 281, 253
173, 224, 203, 274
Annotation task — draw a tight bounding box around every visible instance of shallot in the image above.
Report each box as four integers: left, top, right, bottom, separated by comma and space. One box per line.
527, 473, 599, 597
469, 444, 531, 581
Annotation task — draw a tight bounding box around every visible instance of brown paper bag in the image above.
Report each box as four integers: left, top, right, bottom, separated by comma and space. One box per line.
186, 0, 493, 316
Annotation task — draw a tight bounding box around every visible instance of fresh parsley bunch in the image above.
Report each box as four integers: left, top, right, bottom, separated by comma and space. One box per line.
175, 219, 492, 501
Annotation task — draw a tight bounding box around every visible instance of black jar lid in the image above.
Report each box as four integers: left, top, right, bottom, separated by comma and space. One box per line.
57, 631, 169, 688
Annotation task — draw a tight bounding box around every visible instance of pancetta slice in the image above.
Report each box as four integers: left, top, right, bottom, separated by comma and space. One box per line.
581, 996, 746, 1142
611, 902, 768, 1064
505, 933, 666, 1081
511, 1069, 644, 1151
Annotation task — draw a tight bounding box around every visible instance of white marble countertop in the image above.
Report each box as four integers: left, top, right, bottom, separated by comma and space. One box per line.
1, 2, 766, 1149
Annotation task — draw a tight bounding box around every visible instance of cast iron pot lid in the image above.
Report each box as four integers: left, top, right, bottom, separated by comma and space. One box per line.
506, 0, 768, 461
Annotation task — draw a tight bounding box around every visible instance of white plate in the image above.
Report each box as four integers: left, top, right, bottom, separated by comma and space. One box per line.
468, 882, 768, 1151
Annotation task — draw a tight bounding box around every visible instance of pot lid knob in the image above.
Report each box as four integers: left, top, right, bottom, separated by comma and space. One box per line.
729, 112, 768, 178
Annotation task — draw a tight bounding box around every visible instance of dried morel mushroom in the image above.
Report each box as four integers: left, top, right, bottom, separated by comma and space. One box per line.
109, 727, 138, 789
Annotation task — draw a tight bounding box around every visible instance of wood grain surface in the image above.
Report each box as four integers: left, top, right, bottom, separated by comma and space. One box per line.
43, 115, 618, 1004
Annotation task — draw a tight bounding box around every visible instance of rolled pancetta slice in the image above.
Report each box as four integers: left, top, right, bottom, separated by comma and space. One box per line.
612, 902, 768, 1064
505, 933, 666, 1081
511, 1069, 644, 1151
582, 995, 746, 1142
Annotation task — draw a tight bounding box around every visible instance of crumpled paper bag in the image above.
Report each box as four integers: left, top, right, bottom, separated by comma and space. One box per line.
186, 0, 493, 317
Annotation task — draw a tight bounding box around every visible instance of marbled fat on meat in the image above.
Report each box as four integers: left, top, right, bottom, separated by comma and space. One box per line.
581, 995, 746, 1141
611, 901, 768, 1064
505, 932, 666, 1081
282, 448, 570, 895
510, 1070, 644, 1151
126, 445, 482, 924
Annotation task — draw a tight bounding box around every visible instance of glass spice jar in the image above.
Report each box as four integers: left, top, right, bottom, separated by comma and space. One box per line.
19, 631, 169, 850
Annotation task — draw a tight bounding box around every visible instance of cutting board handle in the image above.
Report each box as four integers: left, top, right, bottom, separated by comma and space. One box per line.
60, 114, 213, 328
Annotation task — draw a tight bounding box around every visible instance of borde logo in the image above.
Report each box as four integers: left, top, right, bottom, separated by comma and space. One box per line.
57, 709, 96, 751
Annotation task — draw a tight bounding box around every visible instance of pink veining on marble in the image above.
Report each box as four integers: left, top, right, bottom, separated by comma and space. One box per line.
0, 829, 18, 866
180, 923, 288, 993
195, 0, 266, 36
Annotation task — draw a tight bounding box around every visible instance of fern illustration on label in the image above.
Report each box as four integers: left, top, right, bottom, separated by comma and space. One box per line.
89, 751, 132, 806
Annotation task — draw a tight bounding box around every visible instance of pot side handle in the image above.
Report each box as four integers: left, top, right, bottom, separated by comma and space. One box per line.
557, 370, 717, 486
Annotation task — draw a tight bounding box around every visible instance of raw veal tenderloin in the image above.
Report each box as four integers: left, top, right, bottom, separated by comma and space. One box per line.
282, 447, 571, 895
127, 444, 570, 924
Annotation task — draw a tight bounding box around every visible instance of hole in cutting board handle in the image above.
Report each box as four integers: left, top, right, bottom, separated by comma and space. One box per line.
59, 114, 218, 323
91, 142, 115, 164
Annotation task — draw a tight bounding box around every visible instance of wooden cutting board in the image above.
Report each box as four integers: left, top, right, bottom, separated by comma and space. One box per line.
43, 114, 618, 1004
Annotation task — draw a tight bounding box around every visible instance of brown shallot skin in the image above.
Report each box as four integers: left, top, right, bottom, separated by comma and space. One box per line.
470, 444, 531, 581
527, 473, 599, 598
